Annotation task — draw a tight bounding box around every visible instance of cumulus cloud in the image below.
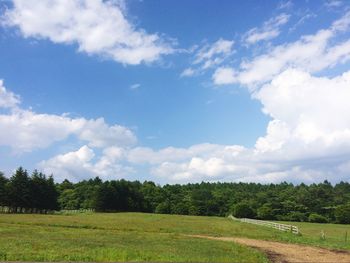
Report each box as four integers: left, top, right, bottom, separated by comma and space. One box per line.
243, 13, 290, 45
213, 11, 350, 87
78, 118, 136, 148
0, 80, 20, 109
127, 144, 245, 165
0, 110, 136, 153
2, 0, 174, 65
0, 81, 136, 153
254, 69, 350, 158
39, 145, 132, 182
143, 12, 350, 184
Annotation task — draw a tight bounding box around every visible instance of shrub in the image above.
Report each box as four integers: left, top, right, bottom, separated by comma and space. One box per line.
284, 212, 308, 222
308, 213, 329, 223
232, 202, 256, 218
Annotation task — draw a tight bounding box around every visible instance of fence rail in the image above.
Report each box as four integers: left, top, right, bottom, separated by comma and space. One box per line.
229, 215, 299, 235
57, 209, 95, 214
0, 206, 95, 214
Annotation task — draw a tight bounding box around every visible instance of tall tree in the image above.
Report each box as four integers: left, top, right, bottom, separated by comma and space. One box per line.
7, 167, 31, 212
0, 172, 8, 206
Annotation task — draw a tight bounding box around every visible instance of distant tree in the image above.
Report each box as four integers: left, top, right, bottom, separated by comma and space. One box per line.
232, 202, 256, 218
141, 181, 162, 212
286, 212, 308, 222
30, 171, 58, 211
58, 189, 80, 210
335, 203, 350, 224
155, 201, 171, 214
257, 204, 275, 220
45, 175, 59, 210
0, 172, 8, 206
7, 167, 31, 212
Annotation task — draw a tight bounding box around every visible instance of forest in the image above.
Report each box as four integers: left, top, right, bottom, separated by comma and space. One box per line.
1, 167, 350, 224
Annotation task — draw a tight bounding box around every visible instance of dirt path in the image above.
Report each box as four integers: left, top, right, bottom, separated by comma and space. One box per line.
188, 235, 350, 263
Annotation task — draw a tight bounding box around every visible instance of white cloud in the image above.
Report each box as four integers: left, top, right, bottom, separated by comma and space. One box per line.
325, 0, 343, 8
243, 13, 290, 45
212, 67, 236, 85
152, 157, 244, 182
181, 39, 234, 77
0, 80, 20, 109
127, 144, 245, 165
0, 81, 136, 153
0, 109, 83, 153
79, 118, 136, 148
214, 11, 350, 87
254, 69, 350, 157
194, 39, 234, 69
2, 0, 174, 65
130, 83, 141, 90
278, 1, 293, 10
39, 145, 132, 182
289, 13, 317, 32
180, 68, 195, 77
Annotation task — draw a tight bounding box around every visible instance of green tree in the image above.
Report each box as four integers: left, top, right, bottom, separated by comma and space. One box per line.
335, 203, 350, 224
308, 213, 329, 223
7, 167, 31, 212
257, 204, 275, 220
0, 172, 8, 206
232, 202, 256, 218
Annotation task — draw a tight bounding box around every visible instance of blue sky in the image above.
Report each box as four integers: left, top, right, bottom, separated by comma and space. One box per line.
1, 0, 350, 184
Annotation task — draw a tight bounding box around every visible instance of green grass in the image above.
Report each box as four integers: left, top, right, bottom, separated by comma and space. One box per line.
0, 213, 349, 262
276, 220, 350, 250
0, 213, 268, 262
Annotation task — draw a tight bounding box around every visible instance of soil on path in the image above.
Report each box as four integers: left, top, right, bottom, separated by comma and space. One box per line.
188, 235, 350, 263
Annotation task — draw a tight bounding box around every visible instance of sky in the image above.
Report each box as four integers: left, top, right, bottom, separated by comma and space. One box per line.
1, 0, 350, 184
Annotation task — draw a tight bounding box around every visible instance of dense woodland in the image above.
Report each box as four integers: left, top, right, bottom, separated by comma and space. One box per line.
1, 167, 350, 224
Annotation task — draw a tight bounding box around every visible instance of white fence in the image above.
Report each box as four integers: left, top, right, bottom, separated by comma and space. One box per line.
56, 209, 95, 214
229, 215, 299, 235
0, 206, 95, 214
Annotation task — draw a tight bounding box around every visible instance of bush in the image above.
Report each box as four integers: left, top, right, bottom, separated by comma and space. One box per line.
335, 203, 350, 224
308, 213, 329, 223
232, 202, 256, 218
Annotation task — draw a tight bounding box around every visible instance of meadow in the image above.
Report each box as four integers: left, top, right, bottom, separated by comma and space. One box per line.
0, 212, 349, 262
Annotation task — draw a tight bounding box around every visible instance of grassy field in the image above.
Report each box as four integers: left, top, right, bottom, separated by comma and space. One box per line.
0, 213, 349, 262
277, 220, 350, 250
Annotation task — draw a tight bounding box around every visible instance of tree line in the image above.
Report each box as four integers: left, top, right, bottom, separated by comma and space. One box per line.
0, 167, 58, 213
1, 167, 350, 223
